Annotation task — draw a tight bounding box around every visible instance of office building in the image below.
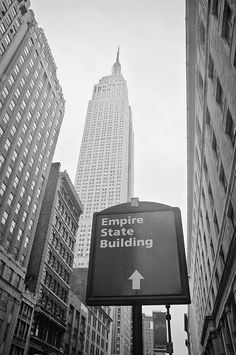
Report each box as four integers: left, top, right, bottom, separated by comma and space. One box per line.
74, 48, 134, 267
74, 49, 134, 354
70, 268, 112, 355
64, 290, 87, 355
0, 1, 65, 353
25, 163, 83, 354
186, 0, 236, 353
142, 314, 154, 355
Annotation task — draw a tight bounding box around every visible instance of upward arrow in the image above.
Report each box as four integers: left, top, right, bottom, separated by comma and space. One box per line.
129, 270, 144, 290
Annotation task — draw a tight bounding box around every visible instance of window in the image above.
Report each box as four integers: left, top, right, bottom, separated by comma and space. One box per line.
4, 139, 11, 151
15, 202, 21, 215
206, 107, 211, 126
1, 211, 8, 225
208, 54, 214, 79
5, 267, 13, 282
199, 21, 205, 50
24, 236, 29, 248
10, 220, 16, 233
13, 176, 19, 188
0, 182, 7, 196
222, 1, 233, 44
7, 193, 14, 206
198, 71, 204, 99
227, 201, 236, 229
212, 132, 220, 165
17, 229, 23, 241
214, 212, 219, 235
12, 150, 18, 162
0, 154, 5, 168
20, 186, 26, 198
212, 0, 219, 17
216, 79, 223, 109
219, 163, 227, 192
225, 109, 236, 146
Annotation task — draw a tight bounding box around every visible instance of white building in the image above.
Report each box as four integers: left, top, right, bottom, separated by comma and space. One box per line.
74, 49, 134, 355
74, 48, 133, 267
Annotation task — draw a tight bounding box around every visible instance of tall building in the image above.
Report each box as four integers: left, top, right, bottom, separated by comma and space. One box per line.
0, 2, 65, 353
74, 49, 134, 355
142, 314, 154, 355
74, 48, 134, 268
186, 0, 236, 354
25, 163, 83, 354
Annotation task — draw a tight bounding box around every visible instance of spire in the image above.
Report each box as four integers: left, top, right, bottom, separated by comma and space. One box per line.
112, 46, 121, 75
116, 46, 120, 63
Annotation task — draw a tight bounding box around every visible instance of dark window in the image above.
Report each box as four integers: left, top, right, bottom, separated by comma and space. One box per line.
208, 182, 214, 209
199, 21, 206, 50
212, 0, 219, 17
208, 54, 214, 79
198, 71, 204, 98
222, 1, 233, 44
206, 107, 211, 126
227, 201, 236, 228
225, 109, 236, 146
212, 132, 220, 166
219, 163, 227, 192
216, 79, 223, 109
214, 212, 219, 235
210, 238, 215, 260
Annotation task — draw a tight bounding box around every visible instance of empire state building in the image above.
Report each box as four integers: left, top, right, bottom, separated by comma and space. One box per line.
74, 49, 134, 268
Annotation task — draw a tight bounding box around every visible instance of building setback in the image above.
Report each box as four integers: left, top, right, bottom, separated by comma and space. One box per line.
74, 49, 134, 355
25, 163, 83, 354
186, 0, 236, 354
0, 1, 65, 353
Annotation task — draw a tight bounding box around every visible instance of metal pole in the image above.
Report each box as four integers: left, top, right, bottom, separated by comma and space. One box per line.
166, 305, 173, 354
132, 304, 143, 355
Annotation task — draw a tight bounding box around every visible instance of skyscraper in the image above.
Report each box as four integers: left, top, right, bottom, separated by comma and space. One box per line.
74, 49, 134, 355
74, 48, 134, 268
0, 2, 64, 353
25, 163, 83, 354
186, 0, 236, 354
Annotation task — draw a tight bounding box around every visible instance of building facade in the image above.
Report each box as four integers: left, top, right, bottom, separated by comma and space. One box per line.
25, 163, 83, 354
64, 290, 87, 355
186, 0, 236, 354
142, 314, 154, 355
0, 1, 65, 353
74, 48, 134, 268
70, 268, 112, 355
74, 49, 134, 355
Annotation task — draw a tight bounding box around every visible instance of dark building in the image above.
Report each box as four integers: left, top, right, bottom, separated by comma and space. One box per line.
70, 268, 112, 355
25, 163, 83, 354
64, 290, 87, 355
186, 0, 236, 353
0, 1, 65, 353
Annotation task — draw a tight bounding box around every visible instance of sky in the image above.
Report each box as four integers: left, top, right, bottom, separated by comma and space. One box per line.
30, 0, 188, 353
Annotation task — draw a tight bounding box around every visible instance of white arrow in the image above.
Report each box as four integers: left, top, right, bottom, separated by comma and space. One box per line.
128, 270, 144, 290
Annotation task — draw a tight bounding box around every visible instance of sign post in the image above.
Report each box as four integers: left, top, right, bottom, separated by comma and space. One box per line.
86, 200, 191, 354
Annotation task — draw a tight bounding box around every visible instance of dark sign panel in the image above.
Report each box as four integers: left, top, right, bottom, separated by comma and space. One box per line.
153, 312, 167, 353
86, 201, 190, 305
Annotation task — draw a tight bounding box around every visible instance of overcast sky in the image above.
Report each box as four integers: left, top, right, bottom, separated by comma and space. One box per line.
30, 0, 188, 353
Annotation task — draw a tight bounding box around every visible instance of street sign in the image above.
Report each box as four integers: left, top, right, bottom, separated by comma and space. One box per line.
86, 201, 190, 305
